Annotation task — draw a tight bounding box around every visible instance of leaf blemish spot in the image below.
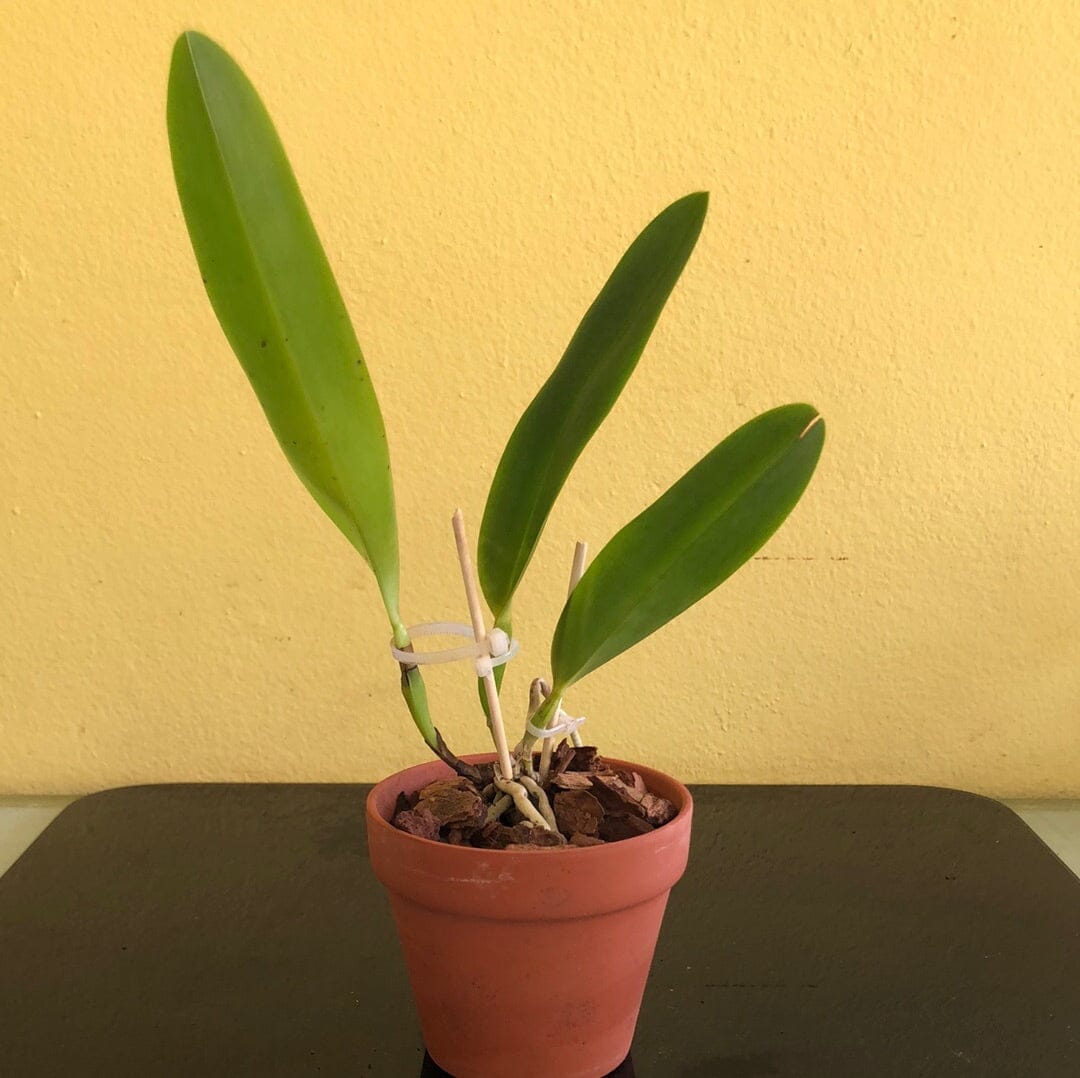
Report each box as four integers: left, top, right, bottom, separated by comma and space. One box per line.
800, 414, 823, 439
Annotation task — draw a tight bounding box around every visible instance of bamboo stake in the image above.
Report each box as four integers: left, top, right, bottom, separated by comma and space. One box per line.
452, 509, 515, 783
567, 540, 588, 596
565, 541, 587, 749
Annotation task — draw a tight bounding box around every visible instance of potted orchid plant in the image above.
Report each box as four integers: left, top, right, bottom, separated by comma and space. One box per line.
167, 30, 824, 1078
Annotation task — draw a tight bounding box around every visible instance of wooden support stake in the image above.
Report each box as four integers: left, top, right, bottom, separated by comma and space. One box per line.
566, 540, 588, 750
567, 540, 588, 595
452, 509, 515, 783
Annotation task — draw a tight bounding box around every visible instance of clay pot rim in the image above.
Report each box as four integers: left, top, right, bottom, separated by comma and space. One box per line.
366, 752, 692, 857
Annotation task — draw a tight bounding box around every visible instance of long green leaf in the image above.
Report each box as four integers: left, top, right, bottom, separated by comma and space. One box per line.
167, 31, 403, 631
478, 192, 708, 624
550, 404, 825, 690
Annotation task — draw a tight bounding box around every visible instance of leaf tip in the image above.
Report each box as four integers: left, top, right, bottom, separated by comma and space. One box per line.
172, 29, 199, 61
175, 28, 212, 50
171, 29, 230, 77
673, 190, 709, 224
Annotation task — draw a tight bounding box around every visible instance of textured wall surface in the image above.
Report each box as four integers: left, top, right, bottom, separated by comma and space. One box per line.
2, 2, 1077, 795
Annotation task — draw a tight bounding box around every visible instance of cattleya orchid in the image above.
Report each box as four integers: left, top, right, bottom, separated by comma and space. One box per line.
167, 31, 824, 836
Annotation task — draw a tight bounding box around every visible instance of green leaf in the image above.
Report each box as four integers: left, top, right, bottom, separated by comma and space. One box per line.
167, 31, 402, 630
478, 192, 708, 623
550, 404, 825, 690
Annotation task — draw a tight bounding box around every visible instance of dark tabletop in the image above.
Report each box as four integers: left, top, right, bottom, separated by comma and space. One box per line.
0, 784, 1078, 1077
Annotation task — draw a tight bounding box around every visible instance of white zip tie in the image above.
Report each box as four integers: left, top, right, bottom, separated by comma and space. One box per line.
525, 703, 586, 741
390, 621, 519, 678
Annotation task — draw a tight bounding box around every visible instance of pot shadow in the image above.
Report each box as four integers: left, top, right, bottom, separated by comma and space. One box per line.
677, 1056, 782, 1077
421, 1051, 636, 1076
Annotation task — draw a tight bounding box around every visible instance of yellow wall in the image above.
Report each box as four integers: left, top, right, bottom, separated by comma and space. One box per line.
2, 2, 1077, 796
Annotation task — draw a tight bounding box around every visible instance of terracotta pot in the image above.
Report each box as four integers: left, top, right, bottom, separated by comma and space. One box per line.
366, 754, 693, 1078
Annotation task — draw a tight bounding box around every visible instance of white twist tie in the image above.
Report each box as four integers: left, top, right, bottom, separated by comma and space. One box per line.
526, 704, 586, 741
390, 621, 519, 677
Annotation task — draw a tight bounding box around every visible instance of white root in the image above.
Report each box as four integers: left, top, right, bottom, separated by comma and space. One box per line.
485, 792, 513, 823
517, 774, 558, 832
529, 677, 548, 715
533, 677, 558, 784
494, 777, 550, 830
517, 677, 549, 776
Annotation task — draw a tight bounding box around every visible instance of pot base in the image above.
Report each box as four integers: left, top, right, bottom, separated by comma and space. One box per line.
368, 754, 692, 1078
420, 1049, 637, 1077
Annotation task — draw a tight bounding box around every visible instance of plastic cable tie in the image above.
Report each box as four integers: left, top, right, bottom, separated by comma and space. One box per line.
526, 706, 586, 741
390, 621, 519, 672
